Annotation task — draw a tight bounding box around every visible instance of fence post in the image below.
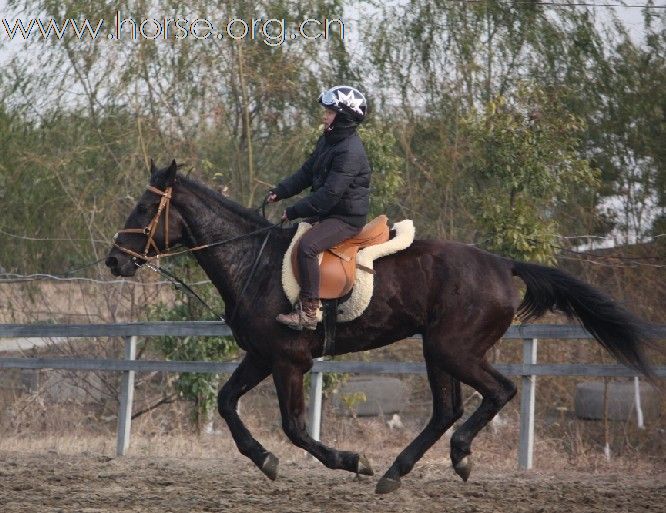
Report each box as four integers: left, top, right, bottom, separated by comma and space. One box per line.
116, 335, 137, 456
308, 357, 324, 441
633, 376, 644, 429
518, 337, 537, 470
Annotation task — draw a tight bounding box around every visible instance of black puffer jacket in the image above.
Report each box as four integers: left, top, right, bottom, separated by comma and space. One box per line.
274, 128, 371, 228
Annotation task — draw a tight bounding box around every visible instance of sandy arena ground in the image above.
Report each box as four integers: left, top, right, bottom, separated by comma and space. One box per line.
1, 447, 664, 513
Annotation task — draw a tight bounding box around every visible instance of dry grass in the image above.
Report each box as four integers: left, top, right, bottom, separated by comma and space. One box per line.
0, 420, 661, 478
0, 388, 662, 478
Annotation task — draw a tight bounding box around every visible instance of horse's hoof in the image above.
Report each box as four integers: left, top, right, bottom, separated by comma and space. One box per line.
375, 476, 401, 494
260, 452, 279, 481
357, 454, 374, 476
453, 456, 472, 482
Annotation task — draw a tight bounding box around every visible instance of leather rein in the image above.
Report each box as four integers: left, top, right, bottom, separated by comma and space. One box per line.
113, 184, 281, 322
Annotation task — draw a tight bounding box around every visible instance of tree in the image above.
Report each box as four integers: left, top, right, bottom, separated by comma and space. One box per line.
461, 84, 598, 263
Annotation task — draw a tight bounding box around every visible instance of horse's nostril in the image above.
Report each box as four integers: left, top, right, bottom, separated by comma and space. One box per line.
105, 256, 118, 268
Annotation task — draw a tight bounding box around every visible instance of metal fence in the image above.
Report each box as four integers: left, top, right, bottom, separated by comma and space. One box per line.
0, 322, 664, 470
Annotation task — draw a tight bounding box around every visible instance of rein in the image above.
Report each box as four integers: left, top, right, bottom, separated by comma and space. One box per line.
115, 184, 282, 323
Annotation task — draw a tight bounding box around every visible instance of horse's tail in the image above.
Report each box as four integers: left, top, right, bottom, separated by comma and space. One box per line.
511, 260, 655, 380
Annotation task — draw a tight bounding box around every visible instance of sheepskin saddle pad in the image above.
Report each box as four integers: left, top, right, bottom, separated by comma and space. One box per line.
281, 216, 416, 322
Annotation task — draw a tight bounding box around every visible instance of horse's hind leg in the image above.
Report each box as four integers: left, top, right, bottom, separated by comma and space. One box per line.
376, 352, 463, 494
271, 358, 374, 476
218, 354, 278, 480
448, 359, 516, 481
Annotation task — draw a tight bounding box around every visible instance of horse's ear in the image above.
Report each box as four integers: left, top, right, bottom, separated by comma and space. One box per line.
150, 158, 157, 176
166, 159, 178, 184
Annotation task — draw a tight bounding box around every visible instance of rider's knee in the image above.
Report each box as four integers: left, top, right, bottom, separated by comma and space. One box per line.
298, 243, 319, 259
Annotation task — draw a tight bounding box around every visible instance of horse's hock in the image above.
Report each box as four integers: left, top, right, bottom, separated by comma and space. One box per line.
332, 377, 410, 417
574, 380, 661, 421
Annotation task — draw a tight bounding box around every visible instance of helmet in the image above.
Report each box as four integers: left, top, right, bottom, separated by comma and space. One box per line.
318, 85, 367, 123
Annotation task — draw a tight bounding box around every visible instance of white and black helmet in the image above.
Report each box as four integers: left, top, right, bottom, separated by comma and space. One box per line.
318, 85, 367, 123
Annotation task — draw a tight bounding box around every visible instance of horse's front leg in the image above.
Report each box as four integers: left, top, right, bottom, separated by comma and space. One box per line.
272, 359, 374, 476
218, 354, 278, 480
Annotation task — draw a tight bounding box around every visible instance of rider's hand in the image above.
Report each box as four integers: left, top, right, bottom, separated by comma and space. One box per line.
281, 210, 289, 222
266, 191, 278, 203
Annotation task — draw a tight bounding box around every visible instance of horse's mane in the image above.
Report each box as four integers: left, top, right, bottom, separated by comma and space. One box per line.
176, 174, 272, 228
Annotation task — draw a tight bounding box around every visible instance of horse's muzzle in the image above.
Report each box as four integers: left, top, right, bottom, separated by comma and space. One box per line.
105, 252, 138, 277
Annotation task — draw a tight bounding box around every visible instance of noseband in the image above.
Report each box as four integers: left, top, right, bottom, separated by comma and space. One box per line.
113, 185, 173, 261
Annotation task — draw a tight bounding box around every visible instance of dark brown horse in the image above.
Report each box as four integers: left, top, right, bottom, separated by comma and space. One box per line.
106, 161, 654, 494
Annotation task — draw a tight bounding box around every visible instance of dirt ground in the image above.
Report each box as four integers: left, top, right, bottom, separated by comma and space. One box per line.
0, 448, 664, 513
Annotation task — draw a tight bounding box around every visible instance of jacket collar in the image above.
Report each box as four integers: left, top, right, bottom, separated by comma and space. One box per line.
324, 124, 357, 144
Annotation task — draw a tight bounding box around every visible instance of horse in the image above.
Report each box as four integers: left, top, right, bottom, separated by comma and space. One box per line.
105, 160, 655, 494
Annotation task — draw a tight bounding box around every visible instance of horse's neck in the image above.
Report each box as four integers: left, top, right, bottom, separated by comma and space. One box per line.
172, 182, 269, 311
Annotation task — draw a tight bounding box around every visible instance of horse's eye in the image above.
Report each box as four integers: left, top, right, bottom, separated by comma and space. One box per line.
136, 204, 147, 214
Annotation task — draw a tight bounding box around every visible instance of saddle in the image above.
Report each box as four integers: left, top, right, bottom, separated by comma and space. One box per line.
290, 215, 390, 299
282, 216, 415, 357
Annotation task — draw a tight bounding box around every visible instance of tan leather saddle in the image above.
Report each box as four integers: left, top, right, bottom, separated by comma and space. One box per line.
291, 215, 390, 299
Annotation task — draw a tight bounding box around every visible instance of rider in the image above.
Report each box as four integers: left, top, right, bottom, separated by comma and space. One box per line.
267, 85, 370, 330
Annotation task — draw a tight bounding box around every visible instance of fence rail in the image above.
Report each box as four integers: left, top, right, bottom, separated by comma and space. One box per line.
5, 322, 654, 338
0, 322, 664, 469
0, 357, 662, 378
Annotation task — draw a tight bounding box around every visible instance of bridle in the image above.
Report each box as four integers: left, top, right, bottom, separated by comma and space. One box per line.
113, 185, 174, 261
114, 184, 280, 262
112, 182, 282, 323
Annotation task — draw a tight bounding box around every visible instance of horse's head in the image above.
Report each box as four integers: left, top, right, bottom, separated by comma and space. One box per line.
105, 159, 188, 277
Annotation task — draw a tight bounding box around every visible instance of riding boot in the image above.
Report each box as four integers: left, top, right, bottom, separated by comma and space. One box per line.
276, 297, 319, 331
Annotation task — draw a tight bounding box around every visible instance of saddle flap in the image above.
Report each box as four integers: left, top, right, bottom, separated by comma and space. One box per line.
290, 241, 354, 299
290, 215, 390, 300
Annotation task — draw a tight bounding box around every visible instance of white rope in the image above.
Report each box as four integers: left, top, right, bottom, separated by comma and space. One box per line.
0, 273, 212, 286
